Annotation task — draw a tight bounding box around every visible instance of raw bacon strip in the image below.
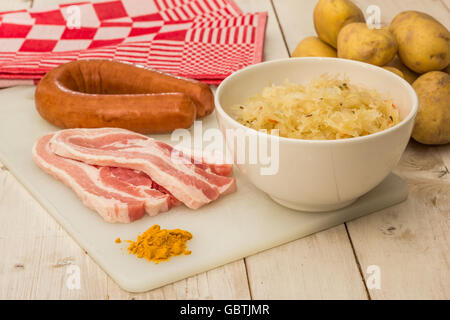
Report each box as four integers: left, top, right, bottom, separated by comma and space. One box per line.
98, 167, 176, 215
154, 143, 234, 177
101, 167, 180, 210
49, 128, 236, 209
33, 133, 170, 223
64, 130, 234, 176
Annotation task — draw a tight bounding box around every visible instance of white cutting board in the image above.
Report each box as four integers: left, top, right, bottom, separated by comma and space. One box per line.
0, 86, 407, 292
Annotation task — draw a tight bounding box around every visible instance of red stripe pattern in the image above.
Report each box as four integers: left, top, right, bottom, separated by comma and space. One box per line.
0, 0, 267, 87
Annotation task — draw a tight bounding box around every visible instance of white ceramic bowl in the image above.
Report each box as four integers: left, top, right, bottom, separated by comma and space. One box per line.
215, 57, 418, 212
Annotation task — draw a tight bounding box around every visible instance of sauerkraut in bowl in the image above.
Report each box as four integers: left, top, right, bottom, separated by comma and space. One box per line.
215, 57, 418, 212
231, 74, 400, 140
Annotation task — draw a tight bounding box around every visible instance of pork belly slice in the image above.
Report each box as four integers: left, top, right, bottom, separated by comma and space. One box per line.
33, 134, 170, 223
49, 128, 237, 209
102, 166, 181, 210
154, 143, 234, 177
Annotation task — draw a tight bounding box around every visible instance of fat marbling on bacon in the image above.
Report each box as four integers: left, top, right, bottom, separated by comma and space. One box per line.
33, 128, 236, 223
49, 128, 236, 209
33, 133, 173, 223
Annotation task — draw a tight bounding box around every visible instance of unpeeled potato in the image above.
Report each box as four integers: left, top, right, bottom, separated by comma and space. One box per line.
412, 71, 450, 145
390, 11, 450, 73
337, 23, 398, 66
313, 0, 364, 48
382, 66, 404, 79
385, 55, 420, 84
291, 36, 337, 58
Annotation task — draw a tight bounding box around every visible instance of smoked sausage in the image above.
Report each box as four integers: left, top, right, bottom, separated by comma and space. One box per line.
35, 60, 215, 134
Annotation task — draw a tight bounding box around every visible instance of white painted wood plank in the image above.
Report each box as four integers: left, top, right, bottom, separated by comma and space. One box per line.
0, 0, 33, 293
0, 0, 252, 299
274, 0, 450, 299
246, 225, 368, 299
273, 0, 450, 54
0, 169, 109, 299
7, 0, 446, 300
0, 0, 110, 300
346, 141, 450, 300
438, 144, 450, 172
0, 0, 319, 300
347, 0, 450, 300
0, 119, 251, 300
106, 260, 251, 300
3, 0, 362, 300
106, 0, 276, 300
0, 0, 32, 11
272, 0, 450, 299
443, 0, 450, 12
243, 0, 367, 300
32, 0, 102, 7
354, 0, 450, 28
270, 0, 317, 54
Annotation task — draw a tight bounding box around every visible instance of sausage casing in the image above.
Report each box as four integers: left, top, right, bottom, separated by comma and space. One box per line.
35, 60, 215, 134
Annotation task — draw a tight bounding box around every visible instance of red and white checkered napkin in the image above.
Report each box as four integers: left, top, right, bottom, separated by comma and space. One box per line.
0, 0, 267, 87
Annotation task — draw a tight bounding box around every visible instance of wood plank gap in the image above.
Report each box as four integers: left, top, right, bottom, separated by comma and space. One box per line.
344, 223, 371, 300
243, 258, 253, 300
439, 0, 450, 12
269, 0, 290, 56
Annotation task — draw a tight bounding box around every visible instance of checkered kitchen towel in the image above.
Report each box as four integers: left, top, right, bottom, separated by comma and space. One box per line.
0, 0, 267, 87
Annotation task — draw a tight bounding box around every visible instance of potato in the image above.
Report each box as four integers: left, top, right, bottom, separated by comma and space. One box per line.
385, 55, 419, 84
389, 11, 450, 74
337, 23, 398, 66
412, 71, 450, 145
313, 0, 364, 48
291, 36, 337, 58
382, 66, 404, 78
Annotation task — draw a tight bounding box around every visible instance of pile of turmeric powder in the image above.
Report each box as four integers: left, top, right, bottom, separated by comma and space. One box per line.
124, 225, 193, 264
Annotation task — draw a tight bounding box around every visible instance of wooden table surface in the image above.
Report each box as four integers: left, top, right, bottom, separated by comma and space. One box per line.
0, 0, 449, 300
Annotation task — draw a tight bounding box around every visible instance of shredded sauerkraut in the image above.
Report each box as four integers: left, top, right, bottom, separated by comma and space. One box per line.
232, 74, 400, 140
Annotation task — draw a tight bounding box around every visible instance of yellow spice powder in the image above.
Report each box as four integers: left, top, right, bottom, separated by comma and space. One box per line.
126, 225, 192, 264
